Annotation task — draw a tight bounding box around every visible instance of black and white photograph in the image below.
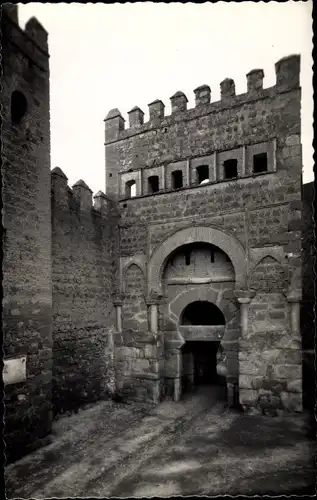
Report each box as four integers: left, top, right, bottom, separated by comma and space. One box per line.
2, 1, 315, 497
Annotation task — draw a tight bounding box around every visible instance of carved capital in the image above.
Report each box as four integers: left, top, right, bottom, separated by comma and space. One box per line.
234, 289, 256, 304
112, 292, 125, 306
146, 289, 164, 305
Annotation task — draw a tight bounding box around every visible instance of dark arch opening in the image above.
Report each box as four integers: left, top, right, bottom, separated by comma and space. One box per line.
180, 301, 225, 326
11, 90, 28, 125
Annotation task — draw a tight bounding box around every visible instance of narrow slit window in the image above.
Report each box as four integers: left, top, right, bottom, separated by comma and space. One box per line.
148, 175, 159, 193
253, 153, 268, 173
210, 249, 214, 263
172, 170, 183, 189
223, 159, 238, 179
197, 165, 209, 184
125, 179, 136, 198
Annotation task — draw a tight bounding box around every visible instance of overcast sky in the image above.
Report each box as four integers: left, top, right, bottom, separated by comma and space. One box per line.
18, 1, 313, 194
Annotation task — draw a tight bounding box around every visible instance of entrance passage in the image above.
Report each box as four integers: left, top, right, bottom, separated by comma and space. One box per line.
181, 341, 225, 395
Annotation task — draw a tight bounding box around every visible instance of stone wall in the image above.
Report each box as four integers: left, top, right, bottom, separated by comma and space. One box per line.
106, 54, 303, 412
51, 171, 117, 414
2, 6, 53, 462
114, 262, 162, 402
301, 181, 315, 409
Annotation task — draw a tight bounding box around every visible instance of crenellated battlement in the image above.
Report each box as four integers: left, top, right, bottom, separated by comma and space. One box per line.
51, 167, 112, 214
1, 4, 49, 71
104, 55, 300, 145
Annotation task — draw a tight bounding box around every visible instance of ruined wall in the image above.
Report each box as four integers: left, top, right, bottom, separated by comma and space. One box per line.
51, 170, 117, 414
105, 55, 303, 412
2, 6, 53, 461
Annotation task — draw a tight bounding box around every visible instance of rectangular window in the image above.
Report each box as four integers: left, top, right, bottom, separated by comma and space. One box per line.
148, 175, 159, 193
223, 159, 238, 179
125, 179, 136, 198
172, 170, 183, 189
253, 153, 268, 173
197, 165, 209, 184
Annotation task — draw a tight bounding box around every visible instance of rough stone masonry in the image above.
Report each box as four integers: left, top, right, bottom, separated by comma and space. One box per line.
2, 4, 314, 463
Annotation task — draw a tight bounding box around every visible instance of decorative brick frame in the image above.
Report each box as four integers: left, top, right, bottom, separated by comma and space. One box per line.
147, 225, 247, 295
121, 256, 146, 294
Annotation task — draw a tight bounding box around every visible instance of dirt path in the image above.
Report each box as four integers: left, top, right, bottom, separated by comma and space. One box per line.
5, 387, 315, 497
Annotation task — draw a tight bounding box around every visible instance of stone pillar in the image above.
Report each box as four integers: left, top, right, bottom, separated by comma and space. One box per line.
146, 292, 164, 402
286, 290, 302, 411
234, 289, 256, 408
235, 290, 256, 337
113, 293, 125, 332
174, 350, 182, 402
287, 291, 301, 339
150, 304, 158, 334
146, 291, 164, 334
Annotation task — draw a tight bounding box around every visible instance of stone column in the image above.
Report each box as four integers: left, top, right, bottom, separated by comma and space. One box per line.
174, 349, 182, 402
146, 292, 164, 403
287, 291, 301, 340
285, 290, 302, 412
113, 293, 125, 333
234, 289, 256, 338
234, 289, 256, 408
150, 304, 158, 334
146, 291, 164, 334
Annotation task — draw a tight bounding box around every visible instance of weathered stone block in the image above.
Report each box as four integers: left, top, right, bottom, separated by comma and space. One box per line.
276, 349, 302, 365
144, 345, 157, 359
239, 388, 258, 405
286, 379, 302, 393
239, 374, 252, 390
274, 364, 302, 379
280, 391, 302, 412
134, 358, 150, 372
285, 135, 300, 147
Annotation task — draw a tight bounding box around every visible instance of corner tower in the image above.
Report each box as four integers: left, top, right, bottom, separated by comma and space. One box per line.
2, 5, 52, 461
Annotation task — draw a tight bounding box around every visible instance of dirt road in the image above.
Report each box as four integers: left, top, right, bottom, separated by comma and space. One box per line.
5, 386, 315, 497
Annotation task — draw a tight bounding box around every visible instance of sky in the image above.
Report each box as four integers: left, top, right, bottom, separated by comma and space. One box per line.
18, 1, 313, 195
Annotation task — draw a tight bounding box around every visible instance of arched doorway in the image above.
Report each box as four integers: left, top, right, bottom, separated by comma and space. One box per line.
180, 301, 227, 400
146, 226, 246, 404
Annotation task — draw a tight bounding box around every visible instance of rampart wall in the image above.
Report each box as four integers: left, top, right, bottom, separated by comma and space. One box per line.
51, 170, 118, 415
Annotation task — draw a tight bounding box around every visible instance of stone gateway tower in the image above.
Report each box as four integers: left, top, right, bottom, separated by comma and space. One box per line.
2, 5, 53, 460
105, 55, 303, 413
3, 4, 313, 464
